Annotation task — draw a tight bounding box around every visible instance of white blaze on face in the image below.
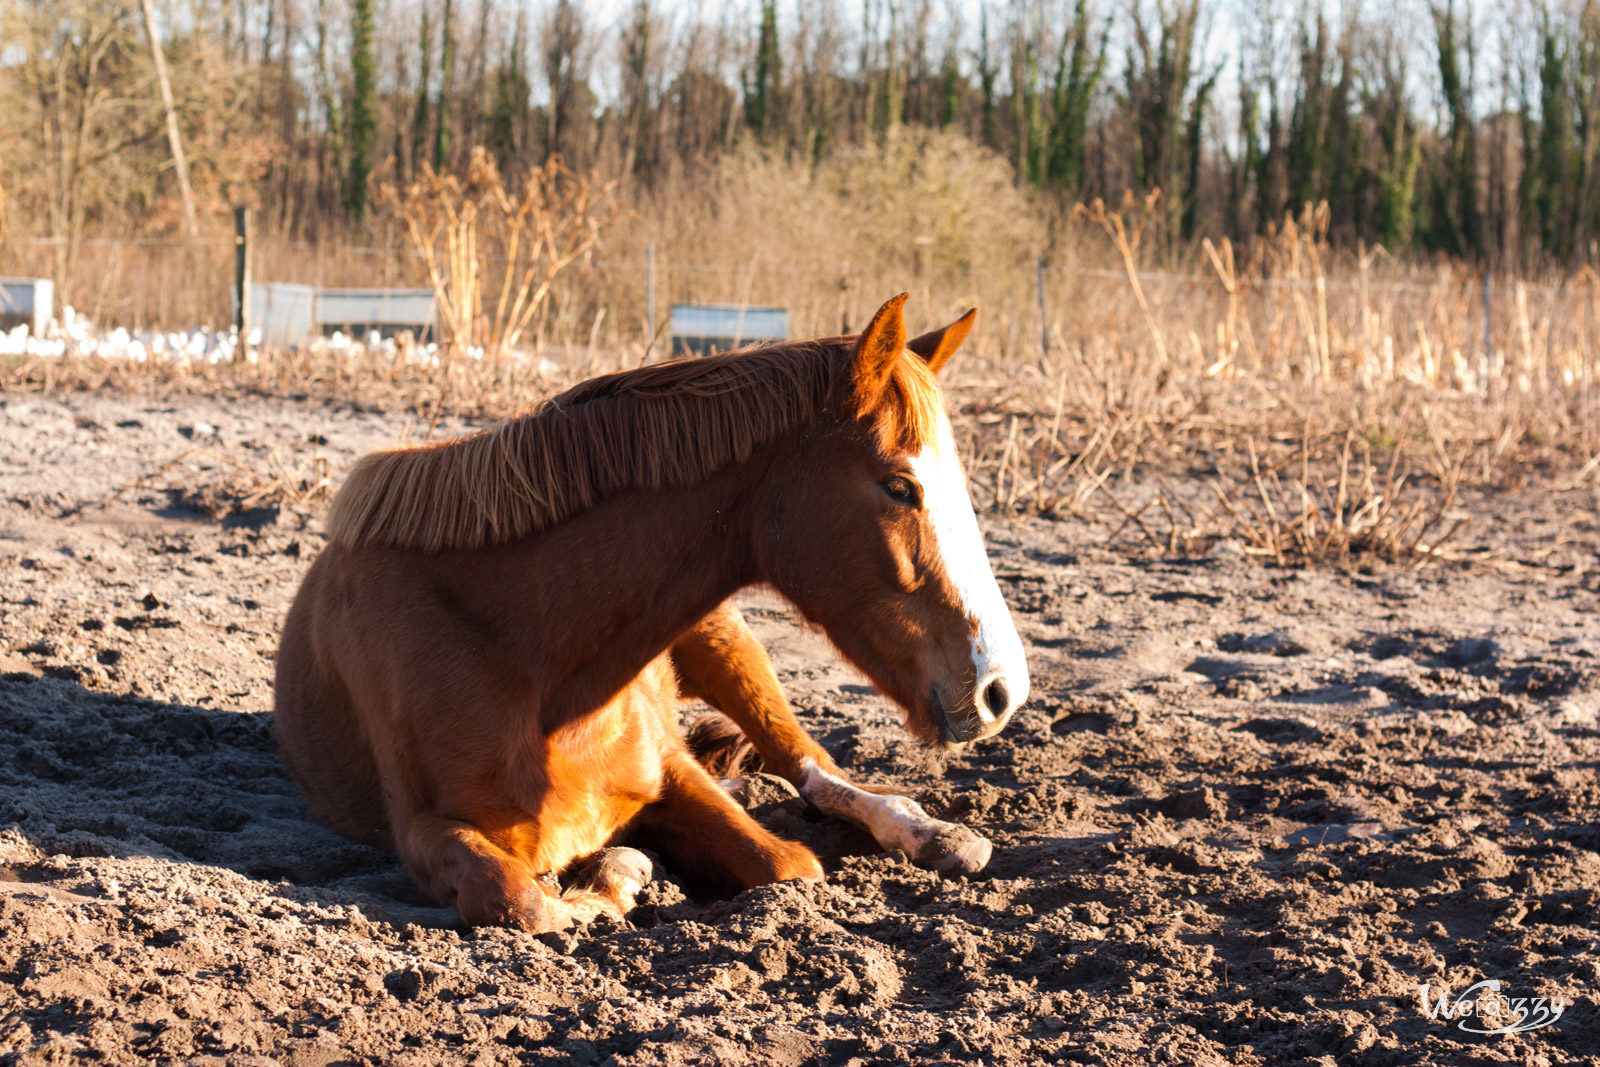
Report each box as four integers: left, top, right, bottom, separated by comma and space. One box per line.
907, 405, 1031, 722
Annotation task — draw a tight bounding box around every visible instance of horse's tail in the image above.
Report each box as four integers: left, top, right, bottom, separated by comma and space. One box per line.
684, 712, 762, 778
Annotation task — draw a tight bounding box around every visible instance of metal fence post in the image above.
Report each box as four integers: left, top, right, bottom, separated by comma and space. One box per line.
234, 206, 251, 361
1036, 256, 1049, 368
646, 242, 656, 350
1481, 269, 1492, 396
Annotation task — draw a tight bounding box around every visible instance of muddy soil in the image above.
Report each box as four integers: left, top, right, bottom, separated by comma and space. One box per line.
1, 387, 1596, 1066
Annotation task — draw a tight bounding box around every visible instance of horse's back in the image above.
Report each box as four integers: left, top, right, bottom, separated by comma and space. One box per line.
274, 546, 391, 846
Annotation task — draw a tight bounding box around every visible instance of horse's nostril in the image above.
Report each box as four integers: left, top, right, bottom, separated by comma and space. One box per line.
982, 677, 1010, 719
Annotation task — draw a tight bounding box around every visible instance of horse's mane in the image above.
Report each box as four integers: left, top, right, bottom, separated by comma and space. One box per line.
325, 339, 945, 554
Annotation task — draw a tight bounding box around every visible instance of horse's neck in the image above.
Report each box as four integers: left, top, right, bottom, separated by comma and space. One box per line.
442, 464, 758, 726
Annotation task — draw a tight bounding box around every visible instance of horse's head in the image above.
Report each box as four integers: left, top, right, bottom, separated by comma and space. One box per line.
757, 294, 1030, 747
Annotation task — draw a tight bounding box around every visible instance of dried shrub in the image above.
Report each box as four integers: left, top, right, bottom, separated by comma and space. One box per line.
377, 148, 619, 364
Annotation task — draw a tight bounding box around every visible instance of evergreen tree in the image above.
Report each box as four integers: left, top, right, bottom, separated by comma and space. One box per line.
343, 0, 376, 218
938, 45, 960, 128
543, 0, 585, 160
1531, 14, 1574, 258
411, 5, 434, 175
487, 8, 529, 171
1044, 0, 1106, 191
879, 0, 904, 134
1234, 74, 1261, 236
745, 0, 781, 139
977, 5, 999, 151
434, 0, 456, 170
619, 0, 654, 180
1572, 0, 1600, 256
1429, 1, 1483, 257
1285, 13, 1329, 214
1372, 51, 1421, 249
313, 0, 343, 208
1124, 0, 1211, 243
1011, 15, 1040, 182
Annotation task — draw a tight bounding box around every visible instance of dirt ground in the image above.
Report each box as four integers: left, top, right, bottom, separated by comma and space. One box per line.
1, 384, 1596, 1066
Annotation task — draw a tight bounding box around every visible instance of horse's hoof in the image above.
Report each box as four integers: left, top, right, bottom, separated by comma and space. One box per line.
585, 846, 654, 901
917, 824, 992, 877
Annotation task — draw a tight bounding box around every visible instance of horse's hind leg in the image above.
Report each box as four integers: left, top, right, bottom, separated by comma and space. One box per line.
557, 847, 654, 923
401, 818, 655, 931
273, 580, 390, 846
673, 600, 992, 877
630, 750, 823, 890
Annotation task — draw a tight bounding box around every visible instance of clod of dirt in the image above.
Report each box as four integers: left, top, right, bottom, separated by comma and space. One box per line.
1148, 787, 1225, 821
723, 772, 801, 813
1218, 630, 1311, 657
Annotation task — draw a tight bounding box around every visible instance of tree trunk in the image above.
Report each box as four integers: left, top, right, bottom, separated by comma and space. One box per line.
138, 0, 200, 236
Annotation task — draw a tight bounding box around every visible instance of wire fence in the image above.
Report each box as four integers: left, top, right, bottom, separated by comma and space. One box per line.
9, 233, 1581, 295
5, 232, 1599, 394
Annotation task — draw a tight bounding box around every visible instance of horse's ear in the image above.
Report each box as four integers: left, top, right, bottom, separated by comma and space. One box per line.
907, 308, 977, 375
848, 293, 909, 411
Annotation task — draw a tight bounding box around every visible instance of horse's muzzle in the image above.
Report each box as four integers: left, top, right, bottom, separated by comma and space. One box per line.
931, 679, 1015, 746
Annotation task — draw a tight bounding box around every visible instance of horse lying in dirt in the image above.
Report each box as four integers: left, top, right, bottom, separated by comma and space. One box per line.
273, 294, 1030, 930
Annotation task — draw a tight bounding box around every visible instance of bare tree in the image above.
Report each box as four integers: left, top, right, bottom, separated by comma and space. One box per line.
138, 0, 200, 235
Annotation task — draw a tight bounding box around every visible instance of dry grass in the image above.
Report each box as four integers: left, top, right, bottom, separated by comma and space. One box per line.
7, 145, 1600, 569
947, 358, 1592, 568
9, 328, 1589, 572
36, 436, 334, 529
1145, 438, 1467, 567
146, 448, 331, 519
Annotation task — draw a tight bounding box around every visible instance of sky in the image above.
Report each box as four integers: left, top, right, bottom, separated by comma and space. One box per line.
562, 0, 1525, 125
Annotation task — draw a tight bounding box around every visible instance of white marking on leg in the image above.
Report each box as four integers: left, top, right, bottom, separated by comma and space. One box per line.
908, 408, 1030, 720
797, 757, 989, 873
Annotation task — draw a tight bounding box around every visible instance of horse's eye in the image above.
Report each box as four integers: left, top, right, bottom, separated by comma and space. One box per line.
882, 476, 921, 506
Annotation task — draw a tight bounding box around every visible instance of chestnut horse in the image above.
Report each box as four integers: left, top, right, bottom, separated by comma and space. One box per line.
273, 294, 1029, 930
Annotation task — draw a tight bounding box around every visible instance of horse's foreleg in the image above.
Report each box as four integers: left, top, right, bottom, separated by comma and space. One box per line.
673, 602, 993, 877
671, 602, 841, 783
631, 751, 823, 889
399, 814, 555, 929
795, 758, 991, 876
